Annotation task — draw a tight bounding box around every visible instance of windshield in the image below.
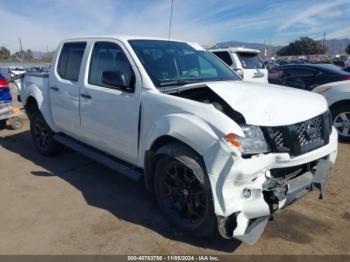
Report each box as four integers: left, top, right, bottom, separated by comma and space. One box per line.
237, 52, 264, 69
129, 40, 239, 87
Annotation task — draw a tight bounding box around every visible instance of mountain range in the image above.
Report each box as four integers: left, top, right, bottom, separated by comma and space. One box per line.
212, 38, 350, 56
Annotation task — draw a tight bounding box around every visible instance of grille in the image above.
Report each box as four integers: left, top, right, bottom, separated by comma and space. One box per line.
295, 115, 323, 146
266, 112, 331, 156
271, 128, 284, 148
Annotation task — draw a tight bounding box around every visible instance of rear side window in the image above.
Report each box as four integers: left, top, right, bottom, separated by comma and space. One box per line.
285, 68, 316, 77
57, 42, 86, 81
237, 52, 264, 69
212, 51, 233, 66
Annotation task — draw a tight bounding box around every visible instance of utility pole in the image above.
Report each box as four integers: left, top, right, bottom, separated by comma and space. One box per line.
19, 38, 23, 52
19, 37, 23, 61
168, 0, 174, 40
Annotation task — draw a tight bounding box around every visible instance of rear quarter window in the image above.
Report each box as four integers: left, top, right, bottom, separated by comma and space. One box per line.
237, 52, 264, 69
57, 42, 87, 81
212, 51, 233, 66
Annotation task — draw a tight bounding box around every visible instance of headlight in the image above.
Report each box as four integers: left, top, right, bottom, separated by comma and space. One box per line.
225, 126, 270, 155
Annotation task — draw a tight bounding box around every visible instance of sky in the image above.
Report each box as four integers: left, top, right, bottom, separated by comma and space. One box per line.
1, 0, 350, 52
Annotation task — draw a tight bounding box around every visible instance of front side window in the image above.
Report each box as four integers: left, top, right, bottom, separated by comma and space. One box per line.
237, 52, 264, 69
89, 42, 134, 90
268, 68, 285, 81
129, 40, 239, 87
57, 42, 86, 81
284, 68, 316, 90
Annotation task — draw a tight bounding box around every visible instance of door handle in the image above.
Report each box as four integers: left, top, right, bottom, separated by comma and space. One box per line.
50, 86, 59, 91
81, 93, 92, 99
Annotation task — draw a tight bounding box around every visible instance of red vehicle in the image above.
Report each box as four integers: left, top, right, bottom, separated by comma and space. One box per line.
0, 73, 23, 130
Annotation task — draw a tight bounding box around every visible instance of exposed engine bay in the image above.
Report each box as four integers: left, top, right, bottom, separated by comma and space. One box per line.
162, 85, 246, 124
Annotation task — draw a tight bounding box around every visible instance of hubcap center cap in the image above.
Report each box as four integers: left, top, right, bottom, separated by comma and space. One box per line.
183, 189, 189, 196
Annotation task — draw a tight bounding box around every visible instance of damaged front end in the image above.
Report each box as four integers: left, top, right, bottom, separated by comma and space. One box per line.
217, 158, 333, 245
210, 119, 338, 245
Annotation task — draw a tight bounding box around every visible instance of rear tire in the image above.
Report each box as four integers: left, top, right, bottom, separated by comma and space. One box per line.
153, 143, 217, 238
331, 104, 350, 142
0, 120, 6, 130
30, 111, 60, 156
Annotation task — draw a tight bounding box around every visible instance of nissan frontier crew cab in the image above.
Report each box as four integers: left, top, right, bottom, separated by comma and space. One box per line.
18, 36, 338, 245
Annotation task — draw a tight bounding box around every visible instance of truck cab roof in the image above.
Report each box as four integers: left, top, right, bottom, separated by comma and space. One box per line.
61, 35, 189, 44
210, 47, 261, 54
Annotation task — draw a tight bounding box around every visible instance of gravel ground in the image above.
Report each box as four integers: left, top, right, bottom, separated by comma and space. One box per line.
0, 120, 349, 255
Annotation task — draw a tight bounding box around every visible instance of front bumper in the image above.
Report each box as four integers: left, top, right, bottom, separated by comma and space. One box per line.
209, 127, 338, 244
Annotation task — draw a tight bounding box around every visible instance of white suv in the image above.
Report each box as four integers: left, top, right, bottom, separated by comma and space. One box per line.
210, 47, 268, 83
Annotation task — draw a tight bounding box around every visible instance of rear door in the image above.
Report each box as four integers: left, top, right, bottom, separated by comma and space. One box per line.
79, 40, 141, 164
235, 52, 268, 83
50, 42, 86, 137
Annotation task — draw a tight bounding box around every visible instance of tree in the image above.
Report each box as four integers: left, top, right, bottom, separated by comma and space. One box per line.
0, 46, 11, 60
39, 52, 53, 63
277, 37, 328, 56
24, 49, 33, 60
346, 44, 350, 55
11, 49, 33, 61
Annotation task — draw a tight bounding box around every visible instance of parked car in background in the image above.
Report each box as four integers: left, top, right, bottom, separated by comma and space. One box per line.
0, 73, 23, 130
268, 64, 350, 90
269, 64, 350, 141
0, 73, 12, 103
333, 60, 347, 68
343, 66, 350, 73
210, 47, 268, 83
313, 81, 350, 142
17, 36, 337, 245
8, 66, 26, 78
263, 61, 279, 70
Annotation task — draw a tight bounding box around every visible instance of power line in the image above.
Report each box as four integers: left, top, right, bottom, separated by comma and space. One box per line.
168, 0, 174, 40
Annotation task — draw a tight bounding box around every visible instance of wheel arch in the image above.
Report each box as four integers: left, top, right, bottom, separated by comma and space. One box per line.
22, 87, 59, 132
144, 135, 208, 192
329, 99, 350, 112
24, 96, 39, 118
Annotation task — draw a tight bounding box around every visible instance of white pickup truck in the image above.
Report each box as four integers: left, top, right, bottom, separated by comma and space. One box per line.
18, 36, 338, 245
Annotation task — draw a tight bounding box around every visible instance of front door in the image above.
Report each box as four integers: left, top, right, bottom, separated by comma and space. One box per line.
80, 41, 141, 164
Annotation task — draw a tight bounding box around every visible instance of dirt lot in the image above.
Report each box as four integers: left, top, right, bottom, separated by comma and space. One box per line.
0, 120, 349, 255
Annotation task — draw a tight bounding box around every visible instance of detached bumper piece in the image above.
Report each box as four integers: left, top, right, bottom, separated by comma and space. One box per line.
263, 159, 332, 209
220, 159, 332, 245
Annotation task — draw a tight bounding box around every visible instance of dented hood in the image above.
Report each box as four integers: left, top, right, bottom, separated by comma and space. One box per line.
206, 81, 328, 126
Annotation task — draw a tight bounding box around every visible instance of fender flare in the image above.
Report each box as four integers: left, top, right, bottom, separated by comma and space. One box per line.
22, 84, 59, 132
142, 113, 242, 215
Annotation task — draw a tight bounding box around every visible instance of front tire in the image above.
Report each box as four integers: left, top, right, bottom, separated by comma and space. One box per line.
153, 143, 217, 238
331, 104, 350, 142
30, 111, 59, 156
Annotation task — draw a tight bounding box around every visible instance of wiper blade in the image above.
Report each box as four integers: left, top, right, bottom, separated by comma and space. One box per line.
158, 79, 199, 87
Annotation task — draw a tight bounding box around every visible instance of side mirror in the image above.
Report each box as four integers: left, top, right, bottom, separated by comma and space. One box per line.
102, 71, 132, 91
